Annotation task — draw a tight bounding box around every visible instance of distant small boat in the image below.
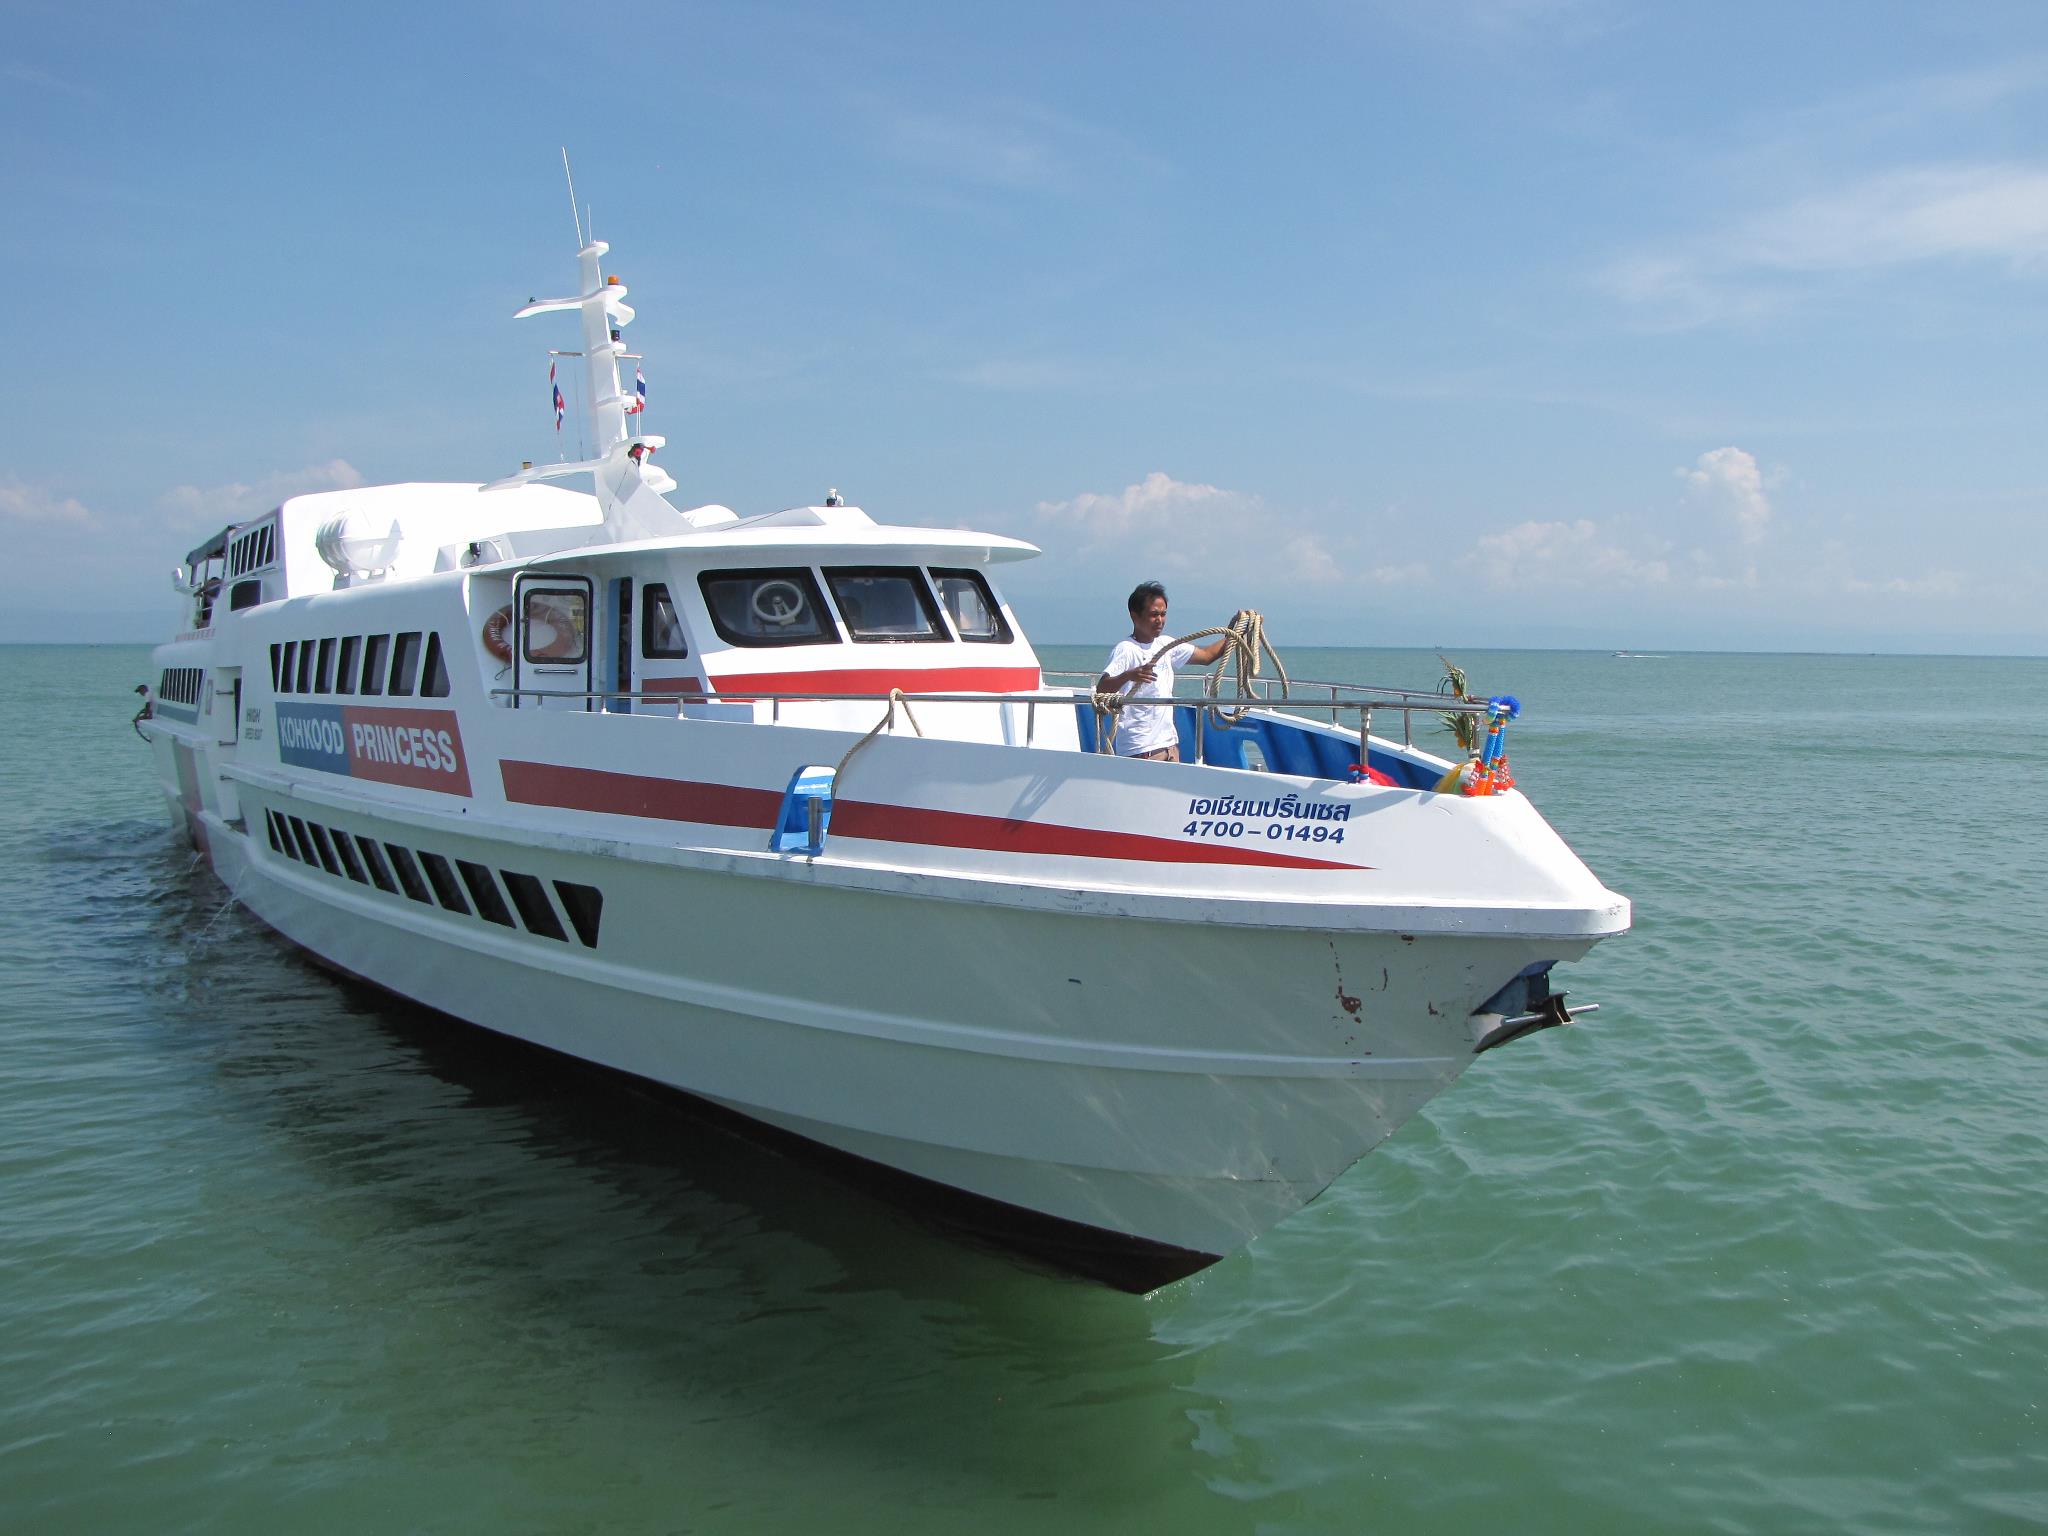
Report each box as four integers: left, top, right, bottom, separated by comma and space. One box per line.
1611, 651, 1667, 659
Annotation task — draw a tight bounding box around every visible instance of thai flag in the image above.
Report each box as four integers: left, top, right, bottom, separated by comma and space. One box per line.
626, 364, 646, 415
550, 361, 565, 431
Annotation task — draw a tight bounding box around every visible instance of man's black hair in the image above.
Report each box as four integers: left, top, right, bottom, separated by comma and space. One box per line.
1127, 580, 1168, 616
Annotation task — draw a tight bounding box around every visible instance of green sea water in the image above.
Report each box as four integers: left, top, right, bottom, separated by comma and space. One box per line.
2, 642, 2043, 1534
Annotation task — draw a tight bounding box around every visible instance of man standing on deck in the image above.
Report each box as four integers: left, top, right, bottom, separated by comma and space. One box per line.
1097, 582, 1245, 761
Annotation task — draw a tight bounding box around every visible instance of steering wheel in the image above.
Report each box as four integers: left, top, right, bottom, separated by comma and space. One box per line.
750, 579, 808, 627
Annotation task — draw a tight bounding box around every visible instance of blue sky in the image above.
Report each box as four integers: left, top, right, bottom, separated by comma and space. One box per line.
4, 0, 2045, 652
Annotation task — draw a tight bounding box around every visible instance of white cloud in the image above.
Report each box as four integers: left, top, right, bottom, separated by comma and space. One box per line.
1023, 472, 1369, 591
0, 478, 97, 527
1605, 162, 2048, 325
1466, 518, 1670, 589
1035, 470, 1234, 538
1739, 165, 2048, 273
1678, 447, 1773, 543
158, 459, 364, 529
1840, 569, 1965, 598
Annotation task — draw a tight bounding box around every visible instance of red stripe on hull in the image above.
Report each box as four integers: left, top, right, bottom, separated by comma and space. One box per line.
502, 760, 781, 826
499, 760, 1357, 871
709, 665, 1041, 696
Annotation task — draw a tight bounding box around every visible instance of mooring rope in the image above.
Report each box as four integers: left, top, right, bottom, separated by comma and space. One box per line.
1091, 611, 1289, 755
834, 687, 925, 781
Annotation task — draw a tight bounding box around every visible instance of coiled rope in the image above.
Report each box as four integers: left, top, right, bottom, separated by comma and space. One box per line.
1092, 610, 1289, 754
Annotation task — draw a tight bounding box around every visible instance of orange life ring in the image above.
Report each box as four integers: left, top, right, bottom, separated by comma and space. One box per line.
482, 605, 514, 662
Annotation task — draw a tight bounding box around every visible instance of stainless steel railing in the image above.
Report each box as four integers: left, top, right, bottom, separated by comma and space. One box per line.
487, 678, 1485, 762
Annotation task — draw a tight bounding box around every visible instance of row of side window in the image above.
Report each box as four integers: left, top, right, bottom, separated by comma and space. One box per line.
694, 565, 1014, 650
271, 632, 450, 698
261, 807, 604, 948
230, 522, 277, 575
158, 666, 203, 705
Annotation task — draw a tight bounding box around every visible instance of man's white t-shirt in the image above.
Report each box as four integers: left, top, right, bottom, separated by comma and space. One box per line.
1103, 637, 1193, 756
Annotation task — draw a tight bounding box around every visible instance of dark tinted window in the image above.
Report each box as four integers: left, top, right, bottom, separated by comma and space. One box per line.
698, 569, 837, 648
457, 860, 515, 927
642, 584, 688, 658
315, 638, 335, 693
306, 822, 341, 877
357, 837, 397, 894
336, 636, 359, 695
930, 568, 1014, 644
279, 641, 297, 694
230, 580, 261, 611
360, 634, 388, 695
417, 851, 469, 913
553, 880, 604, 948
501, 871, 567, 940
294, 640, 313, 694
421, 633, 450, 698
385, 844, 432, 904
389, 632, 422, 697
269, 644, 283, 692
824, 567, 945, 643
330, 828, 367, 883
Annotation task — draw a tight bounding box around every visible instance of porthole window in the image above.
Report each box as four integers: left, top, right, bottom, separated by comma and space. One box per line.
823, 567, 945, 643
697, 569, 837, 648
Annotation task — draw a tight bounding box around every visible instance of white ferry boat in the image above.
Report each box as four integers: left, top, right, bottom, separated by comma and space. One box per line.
142, 227, 1630, 1290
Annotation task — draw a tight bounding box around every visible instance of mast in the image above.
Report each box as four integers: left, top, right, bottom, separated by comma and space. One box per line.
489, 233, 734, 538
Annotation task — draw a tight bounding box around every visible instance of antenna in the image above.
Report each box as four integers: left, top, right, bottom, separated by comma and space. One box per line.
561, 147, 584, 248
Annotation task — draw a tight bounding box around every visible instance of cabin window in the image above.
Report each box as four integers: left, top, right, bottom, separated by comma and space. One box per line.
336, 636, 359, 695
553, 880, 604, 948
698, 569, 837, 648
389, 632, 423, 696
315, 638, 336, 693
823, 567, 945, 643
306, 822, 342, 877
330, 827, 368, 884
384, 843, 432, 904
294, 639, 313, 695
642, 583, 688, 657
279, 641, 297, 694
360, 634, 389, 695
417, 851, 469, 914
269, 644, 282, 691
522, 589, 589, 665
457, 860, 515, 927
230, 580, 262, 612
357, 837, 398, 894
930, 568, 1013, 644
501, 871, 567, 941
421, 633, 450, 698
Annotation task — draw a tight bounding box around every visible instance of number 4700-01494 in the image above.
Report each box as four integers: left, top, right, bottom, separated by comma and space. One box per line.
1183, 819, 1346, 843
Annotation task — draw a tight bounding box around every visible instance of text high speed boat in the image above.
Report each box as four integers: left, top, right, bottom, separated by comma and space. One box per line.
143, 219, 1630, 1290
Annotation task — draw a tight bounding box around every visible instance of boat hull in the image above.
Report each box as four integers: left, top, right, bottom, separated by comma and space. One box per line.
195, 794, 1590, 1280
